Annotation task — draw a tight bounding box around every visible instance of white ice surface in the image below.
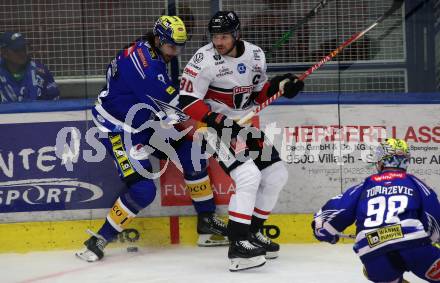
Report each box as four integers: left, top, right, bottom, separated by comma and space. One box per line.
1, 244, 423, 283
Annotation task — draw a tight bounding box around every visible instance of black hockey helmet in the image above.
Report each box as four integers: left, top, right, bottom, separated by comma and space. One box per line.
208, 11, 240, 36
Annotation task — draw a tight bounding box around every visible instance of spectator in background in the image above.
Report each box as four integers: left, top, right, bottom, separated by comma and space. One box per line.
0, 32, 59, 103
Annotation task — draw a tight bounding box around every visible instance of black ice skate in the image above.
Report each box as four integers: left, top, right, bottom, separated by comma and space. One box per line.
197, 213, 229, 247
75, 229, 108, 262
249, 231, 280, 259
228, 240, 266, 271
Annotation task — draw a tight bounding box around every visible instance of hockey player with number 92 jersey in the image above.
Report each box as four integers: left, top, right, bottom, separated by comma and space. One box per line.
312, 138, 440, 282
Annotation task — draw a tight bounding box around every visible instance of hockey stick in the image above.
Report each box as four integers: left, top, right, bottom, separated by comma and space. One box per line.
266, 0, 333, 58
237, 0, 404, 126
338, 233, 355, 239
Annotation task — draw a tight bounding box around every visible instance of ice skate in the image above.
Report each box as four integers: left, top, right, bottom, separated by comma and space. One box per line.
75, 229, 108, 262
249, 231, 280, 259
228, 240, 266, 271
197, 213, 229, 247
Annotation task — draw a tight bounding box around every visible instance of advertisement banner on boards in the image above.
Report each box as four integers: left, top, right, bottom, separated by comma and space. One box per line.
160, 158, 234, 206
260, 104, 440, 213
0, 120, 125, 213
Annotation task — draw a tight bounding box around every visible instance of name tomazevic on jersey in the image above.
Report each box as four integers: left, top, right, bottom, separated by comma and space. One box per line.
366, 186, 414, 198
179, 40, 268, 119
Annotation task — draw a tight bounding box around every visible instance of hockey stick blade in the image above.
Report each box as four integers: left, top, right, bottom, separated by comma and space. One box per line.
379, 0, 404, 24
238, 0, 404, 125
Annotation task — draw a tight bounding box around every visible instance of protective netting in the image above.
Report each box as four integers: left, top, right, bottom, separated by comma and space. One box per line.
0, 0, 414, 93
0, 0, 165, 78
222, 0, 405, 64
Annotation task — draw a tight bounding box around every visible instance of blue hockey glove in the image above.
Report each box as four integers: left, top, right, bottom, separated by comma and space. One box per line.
311, 220, 339, 244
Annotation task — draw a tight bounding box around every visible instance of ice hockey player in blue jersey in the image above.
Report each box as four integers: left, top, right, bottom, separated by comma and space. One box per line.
0, 32, 59, 103
75, 16, 227, 262
312, 138, 440, 282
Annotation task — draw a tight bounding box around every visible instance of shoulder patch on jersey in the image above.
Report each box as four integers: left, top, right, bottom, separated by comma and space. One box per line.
136, 48, 149, 68
193, 52, 204, 64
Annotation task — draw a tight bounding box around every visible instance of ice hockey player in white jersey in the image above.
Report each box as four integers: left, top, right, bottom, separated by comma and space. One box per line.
178, 11, 304, 271
312, 139, 440, 282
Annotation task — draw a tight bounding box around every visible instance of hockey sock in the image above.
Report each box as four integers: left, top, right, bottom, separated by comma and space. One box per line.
185, 172, 216, 214
228, 220, 250, 241
98, 179, 156, 242
250, 215, 265, 234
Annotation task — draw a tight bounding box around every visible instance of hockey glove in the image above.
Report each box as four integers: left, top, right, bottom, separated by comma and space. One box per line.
267, 73, 304, 99
203, 112, 261, 152
311, 220, 339, 244
282, 75, 304, 99
267, 73, 292, 97
203, 111, 244, 140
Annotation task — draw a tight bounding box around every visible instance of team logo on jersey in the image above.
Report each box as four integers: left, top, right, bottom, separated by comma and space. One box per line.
232, 85, 254, 109
193, 52, 204, 64
237, 63, 246, 74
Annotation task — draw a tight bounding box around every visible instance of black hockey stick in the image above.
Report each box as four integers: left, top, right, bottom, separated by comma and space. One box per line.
238, 0, 404, 125
266, 0, 333, 58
